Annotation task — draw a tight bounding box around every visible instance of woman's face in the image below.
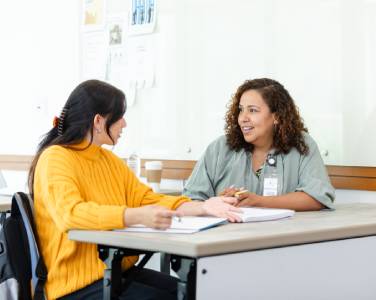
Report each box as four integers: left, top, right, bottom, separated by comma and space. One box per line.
107, 117, 126, 145
92, 114, 126, 146
237, 89, 276, 148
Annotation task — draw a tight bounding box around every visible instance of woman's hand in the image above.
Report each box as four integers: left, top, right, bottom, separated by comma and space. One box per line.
219, 186, 244, 197
124, 205, 181, 230
203, 196, 243, 222
235, 192, 261, 207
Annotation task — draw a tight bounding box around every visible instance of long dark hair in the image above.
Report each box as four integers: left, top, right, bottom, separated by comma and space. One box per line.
28, 79, 126, 196
225, 78, 308, 155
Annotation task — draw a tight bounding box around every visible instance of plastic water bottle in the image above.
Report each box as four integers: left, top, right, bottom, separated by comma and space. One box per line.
127, 152, 141, 178
263, 154, 279, 196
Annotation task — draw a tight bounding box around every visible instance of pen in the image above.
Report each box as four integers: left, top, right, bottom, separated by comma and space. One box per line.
173, 216, 182, 222
234, 189, 248, 197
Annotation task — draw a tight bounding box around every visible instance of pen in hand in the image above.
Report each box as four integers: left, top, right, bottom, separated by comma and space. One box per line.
234, 189, 248, 198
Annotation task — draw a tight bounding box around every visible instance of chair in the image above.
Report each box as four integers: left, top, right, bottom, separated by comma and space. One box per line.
13, 192, 47, 300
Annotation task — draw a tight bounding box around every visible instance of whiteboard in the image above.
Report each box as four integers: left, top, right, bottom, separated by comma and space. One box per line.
97, 0, 376, 166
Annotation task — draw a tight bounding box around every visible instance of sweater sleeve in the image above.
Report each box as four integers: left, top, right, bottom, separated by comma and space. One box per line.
36, 148, 126, 232
122, 162, 191, 210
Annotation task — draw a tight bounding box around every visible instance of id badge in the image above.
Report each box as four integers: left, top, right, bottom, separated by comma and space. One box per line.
263, 177, 278, 196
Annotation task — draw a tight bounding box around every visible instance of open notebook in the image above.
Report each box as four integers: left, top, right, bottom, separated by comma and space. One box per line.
117, 207, 294, 234
118, 216, 227, 234
236, 207, 295, 222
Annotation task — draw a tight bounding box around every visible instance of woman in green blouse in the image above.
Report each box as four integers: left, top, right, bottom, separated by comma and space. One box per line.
183, 78, 335, 211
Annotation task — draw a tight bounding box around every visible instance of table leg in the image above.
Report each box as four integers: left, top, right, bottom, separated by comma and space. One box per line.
160, 253, 171, 274
171, 256, 196, 300
98, 246, 155, 300
100, 248, 119, 300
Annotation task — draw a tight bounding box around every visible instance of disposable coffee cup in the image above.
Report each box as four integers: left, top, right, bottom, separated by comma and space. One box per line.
145, 161, 163, 192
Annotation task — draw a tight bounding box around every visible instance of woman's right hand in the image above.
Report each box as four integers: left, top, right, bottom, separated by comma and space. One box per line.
219, 186, 244, 197
124, 205, 181, 230
203, 196, 243, 222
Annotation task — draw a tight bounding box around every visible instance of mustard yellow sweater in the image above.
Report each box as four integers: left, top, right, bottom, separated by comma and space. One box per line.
34, 141, 190, 299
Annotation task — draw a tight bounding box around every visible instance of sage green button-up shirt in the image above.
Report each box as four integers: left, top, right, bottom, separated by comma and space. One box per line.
183, 134, 335, 209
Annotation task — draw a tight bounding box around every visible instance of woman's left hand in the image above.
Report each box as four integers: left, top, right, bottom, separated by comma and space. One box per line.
236, 192, 261, 207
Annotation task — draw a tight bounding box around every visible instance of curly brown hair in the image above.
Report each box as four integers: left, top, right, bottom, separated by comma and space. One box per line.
224, 78, 308, 155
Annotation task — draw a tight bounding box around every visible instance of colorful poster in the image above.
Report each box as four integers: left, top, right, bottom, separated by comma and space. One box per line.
83, 0, 105, 31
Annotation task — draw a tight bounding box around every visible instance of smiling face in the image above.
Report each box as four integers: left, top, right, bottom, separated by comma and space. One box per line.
238, 89, 276, 149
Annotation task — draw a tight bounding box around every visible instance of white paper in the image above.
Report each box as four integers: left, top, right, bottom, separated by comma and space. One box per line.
105, 47, 127, 86
236, 207, 295, 223
126, 35, 155, 88
105, 14, 128, 86
82, 31, 108, 80
117, 216, 227, 234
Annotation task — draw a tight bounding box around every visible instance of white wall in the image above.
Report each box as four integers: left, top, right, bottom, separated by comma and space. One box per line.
112, 0, 376, 165
1, 0, 376, 168
0, 0, 80, 154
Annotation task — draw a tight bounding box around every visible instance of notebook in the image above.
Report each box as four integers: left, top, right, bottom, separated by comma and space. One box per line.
117, 216, 227, 234
117, 208, 294, 234
236, 207, 295, 222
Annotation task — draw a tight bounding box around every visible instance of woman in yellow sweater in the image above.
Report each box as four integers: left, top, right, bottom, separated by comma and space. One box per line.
28, 80, 241, 300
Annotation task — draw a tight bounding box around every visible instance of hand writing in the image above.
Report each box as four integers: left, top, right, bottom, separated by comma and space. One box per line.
137, 205, 182, 230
